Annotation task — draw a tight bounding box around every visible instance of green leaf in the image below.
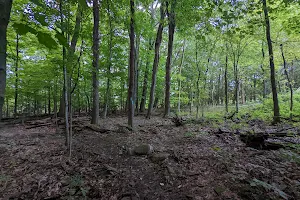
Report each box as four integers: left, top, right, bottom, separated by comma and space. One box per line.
34, 13, 48, 26
29, 0, 44, 8
78, 0, 88, 9
36, 31, 57, 49
55, 32, 68, 47
12, 23, 37, 35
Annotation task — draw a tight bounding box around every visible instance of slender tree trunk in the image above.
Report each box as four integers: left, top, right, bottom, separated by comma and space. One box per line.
280, 44, 293, 120
202, 58, 210, 117
91, 0, 100, 124
14, 34, 19, 118
196, 40, 200, 119
140, 40, 152, 113
146, 3, 165, 119
48, 87, 51, 114
164, 0, 176, 117
263, 0, 280, 123
59, 0, 70, 148
177, 39, 185, 114
233, 55, 239, 113
58, 4, 82, 117
134, 35, 140, 114
225, 45, 229, 113
53, 79, 58, 130
261, 41, 266, 98
103, 0, 113, 118
128, 0, 135, 128
241, 81, 245, 104
0, 0, 12, 120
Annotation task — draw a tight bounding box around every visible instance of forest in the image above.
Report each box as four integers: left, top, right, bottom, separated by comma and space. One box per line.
0, 0, 300, 199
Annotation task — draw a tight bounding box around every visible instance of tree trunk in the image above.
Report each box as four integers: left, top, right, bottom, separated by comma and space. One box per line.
103, 0, 113, 119
58, 4, 82, 117
14, 34, 19, 118
146, 3, 165, 119
164, 0, 176, 117
263, 0, 280, 123
0, 0, 12, 120
128, 0, 135, 128
225, 48, 228, 113
196, 40, 200, 119
280, 44, 293, 120
59, 0, 70, 149
241, 81, 245, 104
177, 39, 185, 114
48, 87, 51, 114
233, 55, 239, 113
260, 41, 267, 98
202, 58, 210, 117
134, 34, 140, 114
139, 40, 152, 113
91, 0, 100, 124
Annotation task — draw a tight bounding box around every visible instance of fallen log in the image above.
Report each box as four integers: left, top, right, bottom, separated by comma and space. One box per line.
85, 124, 111, 133
26, 123, 52, 129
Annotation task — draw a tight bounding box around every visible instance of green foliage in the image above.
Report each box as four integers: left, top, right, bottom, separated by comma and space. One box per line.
69, 174, 88, 198
245, 93, 300, 120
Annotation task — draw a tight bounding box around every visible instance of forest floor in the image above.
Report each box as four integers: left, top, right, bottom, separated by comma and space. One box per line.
0, 113, 300, 200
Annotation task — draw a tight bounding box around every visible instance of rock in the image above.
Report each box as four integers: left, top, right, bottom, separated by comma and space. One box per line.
129, 144, 154, 155
150, 152, 169, 163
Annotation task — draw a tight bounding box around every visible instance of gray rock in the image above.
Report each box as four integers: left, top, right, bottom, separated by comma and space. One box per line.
150, 153, 169, 163
129, 144, 154, 155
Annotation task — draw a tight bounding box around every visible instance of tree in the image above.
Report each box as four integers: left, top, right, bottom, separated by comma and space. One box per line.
0, 0, 13, 120
146, 2, 165, 119
164, 0, 176, 117
262, 0, 280, 123
103, 0, 113, 119
280, 44, 293, 120
14, 34, 19, 118
128, 0, 135, 128
91, 0, 100, 125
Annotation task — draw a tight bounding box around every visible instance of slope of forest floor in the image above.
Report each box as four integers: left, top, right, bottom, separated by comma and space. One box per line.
0, 114, 300, 200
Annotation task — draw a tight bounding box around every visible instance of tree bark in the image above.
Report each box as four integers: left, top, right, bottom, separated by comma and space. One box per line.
103, 0, 113, 119
196, 39, 200, 119
134, 35, 140, 114
59, 0, 70, 149
0, 0, 12, 121
128, 0, 135, 128
146, 3, 165, 119
164, 0, 176, 117
177, 39, 185, 114
263, 0, 280, 123
280, 44, 293, 120
14, 34, 19, 118
91, 0, 100, 124
261, 41, 266, 98
139, 40, 152, 113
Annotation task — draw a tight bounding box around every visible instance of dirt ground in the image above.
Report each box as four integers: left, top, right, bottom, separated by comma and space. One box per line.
0, 115, 299, 200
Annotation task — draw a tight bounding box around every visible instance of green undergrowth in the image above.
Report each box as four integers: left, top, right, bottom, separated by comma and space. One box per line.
182, 92, 300, 124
